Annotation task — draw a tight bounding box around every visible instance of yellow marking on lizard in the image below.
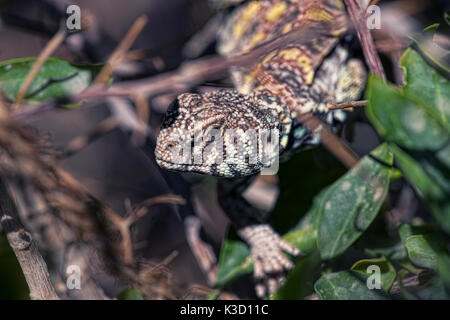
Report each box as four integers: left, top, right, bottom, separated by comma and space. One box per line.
279, 48, 315, 84
306, 9, 333, 21
265, 2, 287, 21
242, 66, 262, 94
248, 31, 267, 48
282, 23, 292, 34
232, 1, 261, 37
331, 26, 347, 36
262, 50, 278, 64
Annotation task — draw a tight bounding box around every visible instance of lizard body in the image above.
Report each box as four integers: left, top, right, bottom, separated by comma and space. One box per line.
155, 0, 366, 297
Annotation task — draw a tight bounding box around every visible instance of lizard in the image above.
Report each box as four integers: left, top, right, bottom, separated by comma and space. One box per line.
155, 0, 366, 297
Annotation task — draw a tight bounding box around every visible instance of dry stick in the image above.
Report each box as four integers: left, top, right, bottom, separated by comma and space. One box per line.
0, 178, 59, 300
12, 28, 66, 110
185, 216, 218, 285
345, 0, 386, 79
297, 112, 359, 168
327, 100, 367, 110
128, 194, 186, 224
104, 194, 185, 264
182, 12, 224, 59
131, 93, 150, 146
94, 15, 148, 84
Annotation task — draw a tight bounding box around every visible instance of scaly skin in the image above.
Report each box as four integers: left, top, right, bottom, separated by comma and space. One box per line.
155, 0, 366, 297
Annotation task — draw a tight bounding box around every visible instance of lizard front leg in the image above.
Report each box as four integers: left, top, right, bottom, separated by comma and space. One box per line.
217, 178, 300, 298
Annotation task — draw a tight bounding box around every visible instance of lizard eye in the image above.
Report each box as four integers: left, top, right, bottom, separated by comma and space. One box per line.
166, 141, 177, 148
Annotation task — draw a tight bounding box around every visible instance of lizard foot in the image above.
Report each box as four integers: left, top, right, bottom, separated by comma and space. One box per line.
238, 224, 301, 298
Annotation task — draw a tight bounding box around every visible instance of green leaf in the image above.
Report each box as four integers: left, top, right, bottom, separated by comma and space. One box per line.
437, 252, 450, 295
392, 145, 450, 233
118, 288, 145, 300
364, 240, 408, 262
215, 229, 252, 287
317, 144, 393, 259
366, 55, 450, 232
206, 289, 221, 300
400, 48, 450, 129
0, 57, 101, 104
405, 234, 445, 271
271, 250, 321, 300
314, 271, 388, 300
366, 75, 449, 151
398, 224, 436, 244
351, 258, 397, 292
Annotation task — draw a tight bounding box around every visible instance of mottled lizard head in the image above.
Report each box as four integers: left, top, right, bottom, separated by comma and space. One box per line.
155, 90, 283, 177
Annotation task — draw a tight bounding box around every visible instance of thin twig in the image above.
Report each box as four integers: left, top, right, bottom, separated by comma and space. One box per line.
344, 0, 386, 79
94, 15, 148, 84
185, 216, 218, 285
297, 112, 360, 168
130, 94, 150, 146
104, 194, 185, 264
327, 100, 367, 110
182, 12, 224, 59
12, 28, 66, 109
127, 194, 186, 225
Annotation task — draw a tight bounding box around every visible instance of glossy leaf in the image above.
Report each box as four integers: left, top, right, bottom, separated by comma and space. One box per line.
399, 48, 450, 128
405, 234, 445, 271
0, 57, 101, 104
366, 50, 450, 233
392, 145, 450, 233
366, 75, 449, 151
317, 144, 393, 259
351, 258, 396, 292
314, 271, 388, 300
215, 230, 252, 287
271, 251, 321, 300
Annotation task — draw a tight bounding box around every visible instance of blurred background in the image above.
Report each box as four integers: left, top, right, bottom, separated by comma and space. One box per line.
0, 0, 448, 299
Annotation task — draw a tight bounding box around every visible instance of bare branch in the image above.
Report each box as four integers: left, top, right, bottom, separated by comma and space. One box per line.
0, 177, 59, 300
94, 15, 148, 84
344, 0, 386, 79
327, 100, 367, 110
297, 112, 360, 168
185, 216, 218, 285
104, 194, 185, 264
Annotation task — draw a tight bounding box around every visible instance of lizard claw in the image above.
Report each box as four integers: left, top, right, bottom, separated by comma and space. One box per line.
238, 224, 301, 298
